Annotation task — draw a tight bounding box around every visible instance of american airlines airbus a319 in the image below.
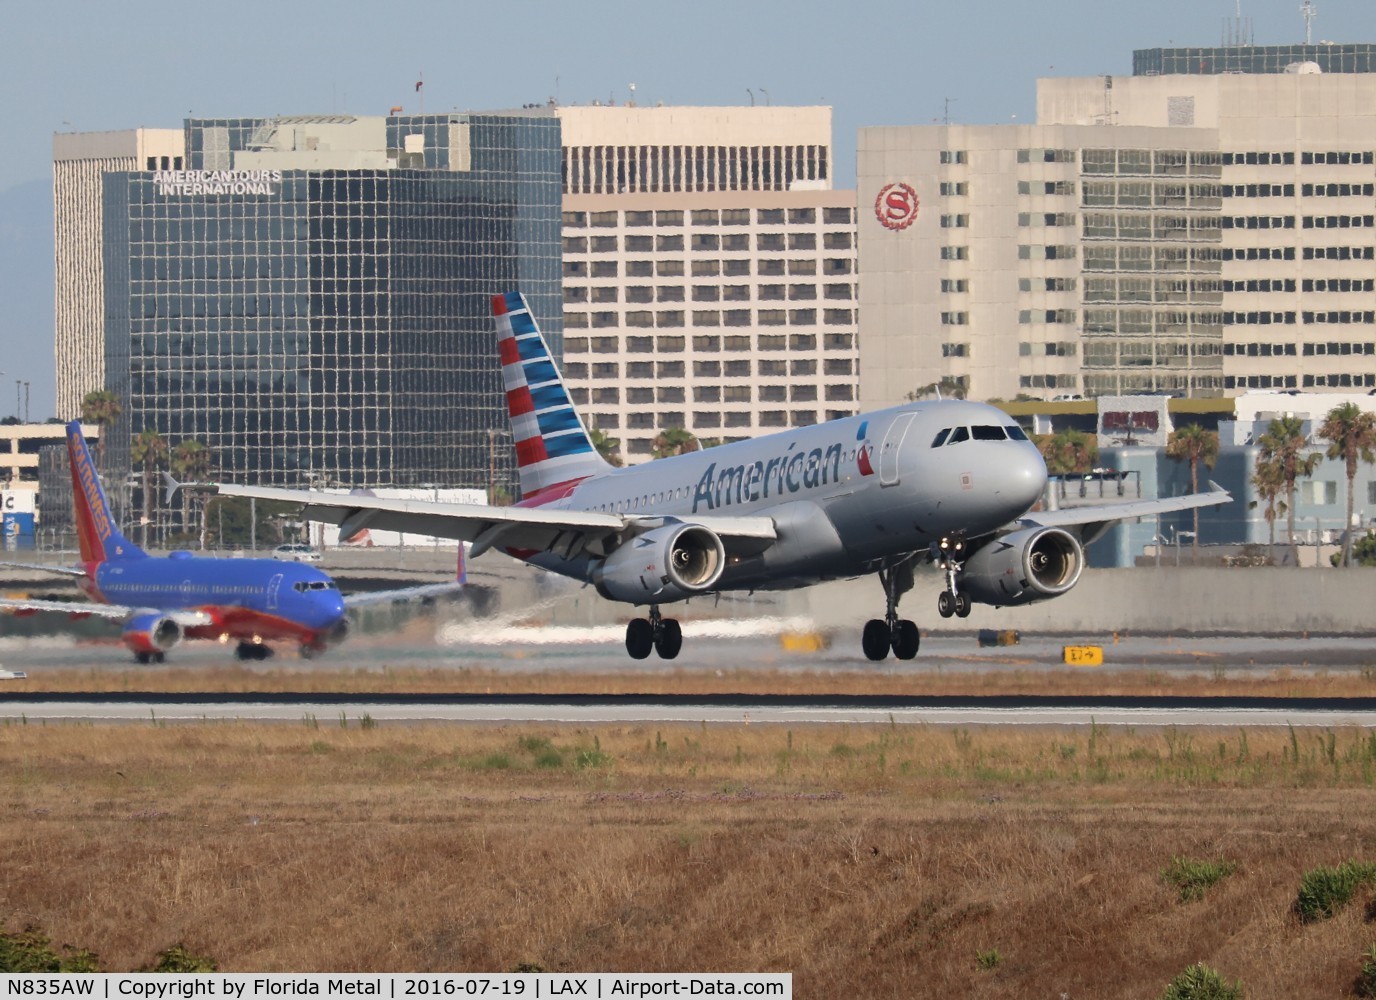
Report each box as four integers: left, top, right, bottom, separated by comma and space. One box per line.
197, 291, 1230, 662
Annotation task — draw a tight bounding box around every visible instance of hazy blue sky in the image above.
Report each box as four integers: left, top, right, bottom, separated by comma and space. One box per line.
0, 0, 1370, 418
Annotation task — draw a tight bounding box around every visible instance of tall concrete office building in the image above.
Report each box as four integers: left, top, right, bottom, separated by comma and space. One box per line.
53, 128, 185, 419
87, 111, 561, 489
556, 106, 858, 461
858, 43, 1376, 408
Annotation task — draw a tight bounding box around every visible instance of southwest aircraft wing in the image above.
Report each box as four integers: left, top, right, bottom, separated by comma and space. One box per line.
0, 596, 212, 628
202, 482, 779, 561
1013, 481, 1233, 546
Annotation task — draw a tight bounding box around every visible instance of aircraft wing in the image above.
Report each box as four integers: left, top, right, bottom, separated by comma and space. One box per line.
344, 581, 468, 608
0, 598, 214, 628
205, 483, 778, 560
0, 561, 87, 578
0, 597, 130, 620
1013, 482, 1232, 546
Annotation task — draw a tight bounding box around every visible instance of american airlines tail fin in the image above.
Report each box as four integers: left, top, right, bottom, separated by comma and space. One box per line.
66, 420, 146, 564
491, 291, 614, 499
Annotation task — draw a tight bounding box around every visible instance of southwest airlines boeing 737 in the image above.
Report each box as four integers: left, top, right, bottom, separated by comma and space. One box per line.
193, 291, 1229, 662
0, 422, 460, 662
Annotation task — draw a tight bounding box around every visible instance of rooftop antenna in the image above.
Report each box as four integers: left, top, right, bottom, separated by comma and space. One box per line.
628, 82, 636, 107
1223, 0, 1253, 51
943, 97, 956, 125
1300, 0, 1317, 44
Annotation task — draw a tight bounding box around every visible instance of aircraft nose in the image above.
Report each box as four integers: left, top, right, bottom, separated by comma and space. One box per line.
314, 591, 346, 628
1005, 444, 1049, 511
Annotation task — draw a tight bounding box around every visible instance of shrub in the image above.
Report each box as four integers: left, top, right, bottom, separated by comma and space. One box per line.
1295, 860, 1376, 922
149, 944, 217, 972
1161, 963, 1243, 1000
1163, 856, 1239, 902
0, 926, 98, 972
975, 948, 1000, 970
1356, 945, 1376, 999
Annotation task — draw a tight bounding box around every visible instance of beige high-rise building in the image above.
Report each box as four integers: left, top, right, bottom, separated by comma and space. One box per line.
858, 52, 1376, 408
557, 106, 858, 462
53, 128, 185, 419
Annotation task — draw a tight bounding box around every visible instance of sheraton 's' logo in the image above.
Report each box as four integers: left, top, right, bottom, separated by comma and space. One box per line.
874, 182, 919, 231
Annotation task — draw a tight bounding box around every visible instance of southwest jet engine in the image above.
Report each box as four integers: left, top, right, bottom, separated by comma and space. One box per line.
960, 526, 1084, 607
593, 523, 726, 604
121, 612, 183, 655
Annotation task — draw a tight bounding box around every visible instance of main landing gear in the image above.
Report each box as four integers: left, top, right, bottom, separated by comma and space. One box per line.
133, 651, 166, 665
625, 605, 683, 660
935, 533, 972, 620
235, 641, 274, 661
862, 560, 921, 662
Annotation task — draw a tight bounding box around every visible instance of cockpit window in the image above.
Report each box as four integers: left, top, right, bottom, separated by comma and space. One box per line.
947, 426, 970, 444
972, 425, 1007, 441
931, 428, 952, 448
1006, 425, 1029, 441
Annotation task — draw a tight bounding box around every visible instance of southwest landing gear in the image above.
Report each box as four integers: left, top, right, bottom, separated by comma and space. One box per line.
625, 606, 683, 660
935, 533, 972, 620
863, 560, 921, 662
235, 641, 274, 662
133, 651, 165, 665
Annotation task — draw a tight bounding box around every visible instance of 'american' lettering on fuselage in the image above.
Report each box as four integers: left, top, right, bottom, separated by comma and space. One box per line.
691, 441, 852, 513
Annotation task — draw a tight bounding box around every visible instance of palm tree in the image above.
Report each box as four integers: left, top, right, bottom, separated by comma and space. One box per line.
1257, 415, 1319, 567
1166, 424, 1219, 554
130, 429, 168, 549
1317, 402, 1376, 568
1032, 429, 1098, 476
589, 428, 623, 467
651, 427, 699, 460
171, 440, 213, 547
79, 390, 122, 475
1250, 454, 1287, 556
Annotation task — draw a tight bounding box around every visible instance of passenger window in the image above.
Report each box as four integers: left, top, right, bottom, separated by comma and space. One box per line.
931, 428, 951, 448
948, 427, 970, 444
1006, 425, 1029, 441
972, 425, 1007, 441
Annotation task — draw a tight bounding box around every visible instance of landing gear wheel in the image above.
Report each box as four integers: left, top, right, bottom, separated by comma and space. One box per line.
152, 651, 165, 664
955, 592, 972, 618
892, 620, 920, 660
862, 619, 891, 661
236, 642, 272, 662
300, 643, 326, 660
625, 618, 654, 660
937, 591, 955, 619
655, 619, 683, 660
134, 651, 151, 665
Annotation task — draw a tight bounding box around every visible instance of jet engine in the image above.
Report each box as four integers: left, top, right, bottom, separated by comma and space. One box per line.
960, 526, 1084, 607
121, 612, 183, 654
593, 523, 726, 604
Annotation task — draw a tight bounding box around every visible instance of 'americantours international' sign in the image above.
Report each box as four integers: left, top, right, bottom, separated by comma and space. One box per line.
153, 170, 282, 196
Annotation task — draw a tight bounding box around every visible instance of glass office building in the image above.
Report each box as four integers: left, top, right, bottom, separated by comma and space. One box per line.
101, 112, 562, 491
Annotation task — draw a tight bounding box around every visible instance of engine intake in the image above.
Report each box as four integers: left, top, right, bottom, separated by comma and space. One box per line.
121, 612, 183, 654
960, 526, 1084, 607
593, 523, 726, 604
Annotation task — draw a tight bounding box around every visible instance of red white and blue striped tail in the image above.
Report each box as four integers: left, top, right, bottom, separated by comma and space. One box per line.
491, 291, 612, 498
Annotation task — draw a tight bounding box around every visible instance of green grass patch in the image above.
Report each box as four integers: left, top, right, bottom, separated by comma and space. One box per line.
1295, 860, 1376, 922
1163, 856, 1239, 902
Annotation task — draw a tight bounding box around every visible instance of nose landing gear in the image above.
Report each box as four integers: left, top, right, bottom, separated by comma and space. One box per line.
935, 533, 971, 619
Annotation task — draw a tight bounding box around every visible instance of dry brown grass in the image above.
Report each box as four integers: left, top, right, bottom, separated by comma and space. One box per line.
3, 720, 1376, 996
9, 662, 1376, 698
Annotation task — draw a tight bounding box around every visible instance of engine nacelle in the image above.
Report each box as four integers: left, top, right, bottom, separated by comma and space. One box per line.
593, 523, 726, 604
960, 526, 1084, 607
121, 612, 183, 654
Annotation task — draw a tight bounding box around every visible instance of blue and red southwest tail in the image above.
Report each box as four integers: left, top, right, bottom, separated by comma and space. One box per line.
67, 420, 146, 565
491, 291, 612, 501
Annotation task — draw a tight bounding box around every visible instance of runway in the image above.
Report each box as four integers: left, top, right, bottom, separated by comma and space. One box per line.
3, 627, 1376, 727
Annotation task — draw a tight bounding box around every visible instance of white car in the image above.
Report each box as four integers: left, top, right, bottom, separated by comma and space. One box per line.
272, 543, 322, 563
